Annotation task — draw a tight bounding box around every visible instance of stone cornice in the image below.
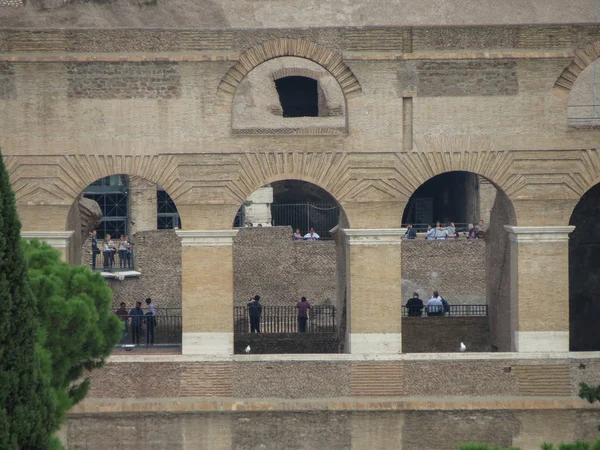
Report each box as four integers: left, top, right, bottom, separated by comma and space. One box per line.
343, 228, 405, 245
21, 231, 74, 248
176, 230, 238, 247
503, 226, 575, 243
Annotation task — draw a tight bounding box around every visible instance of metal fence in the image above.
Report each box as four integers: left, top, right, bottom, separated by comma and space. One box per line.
234, 305, 337, 333
271, 203, 340, 238
402, 223, 471, 233
402, 304, 487, 317
93, 245, 136, 272
113, 308, 181, 346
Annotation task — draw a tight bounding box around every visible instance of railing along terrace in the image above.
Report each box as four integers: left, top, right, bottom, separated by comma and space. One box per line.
402, 223, 471, 233
234, 305, 336, 333
402, 304, 488, 317
93, 243, 136, 272
112, 307, 181, 346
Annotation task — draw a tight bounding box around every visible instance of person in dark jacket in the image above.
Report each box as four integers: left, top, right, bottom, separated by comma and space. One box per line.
247, 295, 262, 333
129, 301, 144, 345
404, 224, 417, 239
406, 292, 424, 317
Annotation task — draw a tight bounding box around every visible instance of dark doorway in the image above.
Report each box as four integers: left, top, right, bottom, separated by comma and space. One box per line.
275, 76, 318, 118
569, 183, 600, 351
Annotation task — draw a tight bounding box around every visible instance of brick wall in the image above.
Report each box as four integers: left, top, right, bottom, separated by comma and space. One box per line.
233, 227, 337, 306
234, 333, 340, 354
0, 0, 23, 6
402, 316, 490, 353
66, 62, 181, 99
0, 62, 15, 100
103, 230, 182, 309
402, 239, 486, 304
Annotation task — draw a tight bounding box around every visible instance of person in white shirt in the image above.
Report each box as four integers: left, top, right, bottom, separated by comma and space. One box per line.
145, 297, 157, 345
304, 228, 320, 240
426, 291, 444, 316
426, 225, 436, 240
435, 222, 449, 240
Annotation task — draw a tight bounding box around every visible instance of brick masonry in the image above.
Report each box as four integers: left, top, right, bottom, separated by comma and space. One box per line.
0, 0, 23, 6
84, 357, 600, 401
415, 60, 519, 97
0, 62, 15, 100
402, 317, 490, 353
66, 62, 181, 99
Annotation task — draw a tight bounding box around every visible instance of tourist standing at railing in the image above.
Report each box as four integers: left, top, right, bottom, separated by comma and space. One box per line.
303, 228, 320, 240
466, 223, 479, 239
293, 228, 303, 240
247, 295, 262, 333
425, 225, 436, 240
297, 297, 311, 332
446, 222, 459, 239
103, 234, 116, 270
125, 235, 133, 269
145, 297, 156, 346
404, 223, 417, 240
91, 230, 100, 270
115, 302, 128, 344
129, 301, 144, 345
425, 291, 444, 316
435, 222, 449, 240
406, 292, 424, 317
118, 235, 129, 269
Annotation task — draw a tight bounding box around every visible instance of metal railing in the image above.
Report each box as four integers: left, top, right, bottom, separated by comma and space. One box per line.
93, 244, 136, 272
234, 305, 337, 333
402, 304, 487, 317
113, 308, 181, 346
271, 203, 340, 238
402, 223, 471, 233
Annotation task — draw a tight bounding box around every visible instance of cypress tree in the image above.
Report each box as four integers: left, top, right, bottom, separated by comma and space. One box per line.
0, 149, 56, 449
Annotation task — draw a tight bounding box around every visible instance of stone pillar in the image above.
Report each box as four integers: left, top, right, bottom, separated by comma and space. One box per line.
478, 176, 497, 226
176, 230, 238, 355
243, 185, 273, 227
128, 176, 157, 234
343, 229, 403, 354
504, 226, 574, 352
21, 231, 74, 262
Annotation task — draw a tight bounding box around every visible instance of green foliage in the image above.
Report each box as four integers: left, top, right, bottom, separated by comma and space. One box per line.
579, 383, 600, 405
23, 239, 122, 425
0, 149, 56, 448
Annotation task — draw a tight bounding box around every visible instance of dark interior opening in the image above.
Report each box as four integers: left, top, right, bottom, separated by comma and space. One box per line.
275, 76, 318, 118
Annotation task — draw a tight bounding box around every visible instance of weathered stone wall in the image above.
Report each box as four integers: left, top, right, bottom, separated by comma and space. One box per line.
128, 175, 157, 234
84, 356, 598, 400
233, 227, 337, 306
234, 333, 340, 354
105, 230, 182, 309
66, 62, 181, 99
0, 0, 23, 6
402, 316, 490, 352
401, 239, 486, 304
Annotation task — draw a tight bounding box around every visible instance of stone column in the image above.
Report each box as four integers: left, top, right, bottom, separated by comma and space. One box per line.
504, 226, 574, 352
176, 230, 238, 355
243, 185, 273, 227
128, 176, 157, 234
21, 231, 74, 262
343, 229, 403, 354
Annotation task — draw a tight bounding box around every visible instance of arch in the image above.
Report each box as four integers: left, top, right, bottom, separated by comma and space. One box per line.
568, 181, 600, 351
554, 41, 600, 94
217, 38, 362, 100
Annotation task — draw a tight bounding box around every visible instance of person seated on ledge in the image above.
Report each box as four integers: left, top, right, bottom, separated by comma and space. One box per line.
304, 228, 320, 240
406, 292, 424, 317
293, 228, 303, 240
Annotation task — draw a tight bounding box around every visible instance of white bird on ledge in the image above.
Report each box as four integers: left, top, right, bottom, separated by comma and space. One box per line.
460, 342, 467, 352
245, 345, 251, 354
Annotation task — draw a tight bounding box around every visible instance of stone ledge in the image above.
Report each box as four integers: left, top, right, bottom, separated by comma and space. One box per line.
70, 396, 600, 415
100, 270, 141, 280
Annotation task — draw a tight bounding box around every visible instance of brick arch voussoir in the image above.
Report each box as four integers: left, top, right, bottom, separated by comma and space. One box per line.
217, 38, 362, 100
554, 41, 600, 94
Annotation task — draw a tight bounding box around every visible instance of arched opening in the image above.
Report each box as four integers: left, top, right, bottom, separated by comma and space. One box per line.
568, 58, 600, 128
569, 182, 600, 351
232, 179, 347, 354
275, 76, 319, 117
400, 171, 516, 352
66, 174, 183, 349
